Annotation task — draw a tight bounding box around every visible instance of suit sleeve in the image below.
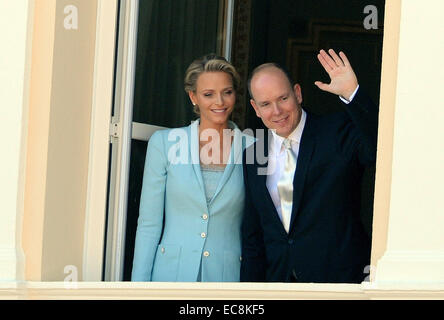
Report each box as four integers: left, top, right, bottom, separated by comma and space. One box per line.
131, 130, 167, 281
343, 88, 379, 166
240, 150, 267, 282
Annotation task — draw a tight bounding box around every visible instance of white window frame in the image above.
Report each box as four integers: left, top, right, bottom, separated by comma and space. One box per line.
82, 0, 119, 281
83, 0, 236, 281
16, 0, 444, 300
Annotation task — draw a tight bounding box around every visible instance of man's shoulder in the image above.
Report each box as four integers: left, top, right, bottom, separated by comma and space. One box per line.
308, 109, 349, 124
305, 110, 350, 137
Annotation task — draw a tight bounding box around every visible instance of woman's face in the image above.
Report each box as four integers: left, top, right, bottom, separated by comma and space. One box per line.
188, 71, 236, 128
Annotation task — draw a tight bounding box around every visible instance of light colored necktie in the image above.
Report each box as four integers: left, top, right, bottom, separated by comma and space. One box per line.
277, 138, 296, 233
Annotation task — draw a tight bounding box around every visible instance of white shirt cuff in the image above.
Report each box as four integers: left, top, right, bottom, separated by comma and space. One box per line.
339, 85, 360, 104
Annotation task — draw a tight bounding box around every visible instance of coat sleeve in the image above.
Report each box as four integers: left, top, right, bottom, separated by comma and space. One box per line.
131, 130, 168, 281
240, 149, 267, 282
343, 88, 379, 166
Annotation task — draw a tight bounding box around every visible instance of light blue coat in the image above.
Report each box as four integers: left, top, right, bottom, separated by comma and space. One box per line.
131, 120, 254, 282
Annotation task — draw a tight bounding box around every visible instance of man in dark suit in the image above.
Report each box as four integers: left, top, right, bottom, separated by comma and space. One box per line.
241, 49, 378, 283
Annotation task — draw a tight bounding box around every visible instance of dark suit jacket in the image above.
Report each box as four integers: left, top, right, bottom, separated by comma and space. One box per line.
241, 89, 378, 283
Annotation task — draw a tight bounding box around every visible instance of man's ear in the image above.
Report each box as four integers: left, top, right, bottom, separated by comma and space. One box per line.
293, 83, 303, 105
188, 91, 196, 106
250, 99, 261, 118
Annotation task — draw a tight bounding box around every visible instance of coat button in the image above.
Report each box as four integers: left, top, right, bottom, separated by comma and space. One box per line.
201, 232, 206, 238
239, 256, 242, 262
161, 247, 165, 253
203, 251, 210, 257
288, 239, 294, 245
202, 214, 208, 220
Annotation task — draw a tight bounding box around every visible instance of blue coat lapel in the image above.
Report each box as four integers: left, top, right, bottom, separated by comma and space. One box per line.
189, 120, 254, 206
209, 124, 242, 203
189, 120, 206, 197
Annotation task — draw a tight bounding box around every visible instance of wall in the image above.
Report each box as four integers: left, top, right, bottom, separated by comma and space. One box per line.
373, 0, 444, 283
22, 0, 98, 281
369, 0, 401, 278
1, 0, 443, 298
0, 0, 33, 282
22, 0, 56, 282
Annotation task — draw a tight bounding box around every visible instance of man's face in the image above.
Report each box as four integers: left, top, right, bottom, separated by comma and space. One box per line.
250, 68, 303, 138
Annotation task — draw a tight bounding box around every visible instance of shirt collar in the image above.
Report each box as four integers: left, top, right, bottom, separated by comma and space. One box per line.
270, 109, 307, 154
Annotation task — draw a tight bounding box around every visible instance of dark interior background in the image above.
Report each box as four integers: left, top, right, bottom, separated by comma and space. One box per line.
237, 0, 385, 250
239, 0, 384, 129
120, 0, 385, 280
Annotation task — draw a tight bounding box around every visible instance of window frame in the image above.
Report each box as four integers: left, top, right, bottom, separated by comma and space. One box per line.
83, 0, 393, 293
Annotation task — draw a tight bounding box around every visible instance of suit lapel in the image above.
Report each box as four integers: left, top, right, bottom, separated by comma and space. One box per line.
191, 121, 252, 205
189, 120, 206, 196
251, 133, 269, 189
289, 113, 316, 232
250, 130, 289, 236
209, 124, 242, 203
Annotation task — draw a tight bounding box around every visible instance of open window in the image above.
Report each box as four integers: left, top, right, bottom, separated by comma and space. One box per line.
101, 0, 385, 281
103, 0, 235, 281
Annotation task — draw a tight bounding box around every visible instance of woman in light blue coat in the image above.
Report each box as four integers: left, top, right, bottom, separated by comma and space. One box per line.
131, 54, 254, 282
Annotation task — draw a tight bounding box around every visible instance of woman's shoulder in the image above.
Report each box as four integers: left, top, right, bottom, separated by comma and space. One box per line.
147, 125, 192, 164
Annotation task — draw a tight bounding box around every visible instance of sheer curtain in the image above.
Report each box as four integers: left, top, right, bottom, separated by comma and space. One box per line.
132, 0, 222, 128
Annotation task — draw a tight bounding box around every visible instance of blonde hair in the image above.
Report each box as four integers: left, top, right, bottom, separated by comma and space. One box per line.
184, 54, 240, 114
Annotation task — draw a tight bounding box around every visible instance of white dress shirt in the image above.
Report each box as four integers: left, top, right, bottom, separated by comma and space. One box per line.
266, 110, 306, 232
266, 86, 359, 232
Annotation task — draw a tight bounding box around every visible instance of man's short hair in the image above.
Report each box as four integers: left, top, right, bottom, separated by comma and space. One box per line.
247, 63, 296, 100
